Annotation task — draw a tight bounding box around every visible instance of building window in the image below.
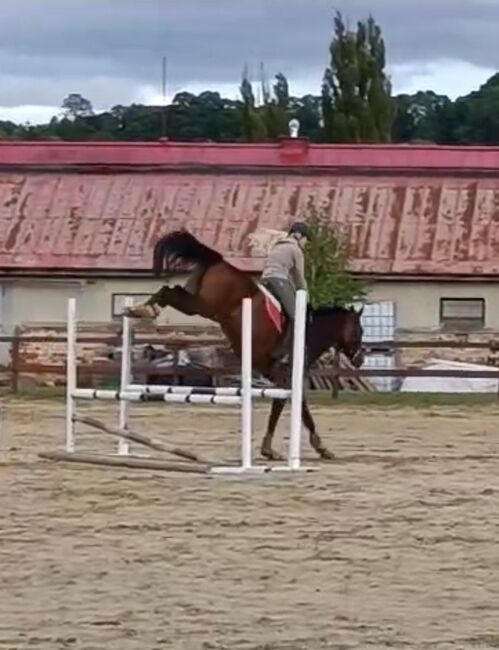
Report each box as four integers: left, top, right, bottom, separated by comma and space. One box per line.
111, 293, 152, 320
440, 298, 485, 331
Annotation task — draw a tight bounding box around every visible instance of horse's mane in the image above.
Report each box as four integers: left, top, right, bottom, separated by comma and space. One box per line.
310, 304, 353, 318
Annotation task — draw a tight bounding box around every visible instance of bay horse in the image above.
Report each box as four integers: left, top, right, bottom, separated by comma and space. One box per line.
125, 230, 364, 461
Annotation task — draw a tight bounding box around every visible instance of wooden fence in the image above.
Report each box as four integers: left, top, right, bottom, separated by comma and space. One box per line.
2, 329, 499, 396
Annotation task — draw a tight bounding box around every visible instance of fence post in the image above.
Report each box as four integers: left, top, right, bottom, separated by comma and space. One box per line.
10, 327, 20, 393
331, 349, 340, 400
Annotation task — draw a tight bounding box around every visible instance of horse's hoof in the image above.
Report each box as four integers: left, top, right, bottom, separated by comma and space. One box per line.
123, 305, 156, 319
318, 447, 335, 461
261, 448, 285, 462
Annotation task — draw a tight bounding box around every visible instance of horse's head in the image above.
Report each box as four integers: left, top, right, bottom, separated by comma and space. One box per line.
338, 306, 365, 368
307, 304, 365, 368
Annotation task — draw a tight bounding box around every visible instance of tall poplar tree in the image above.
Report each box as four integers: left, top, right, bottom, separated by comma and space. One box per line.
322, 12, 395, 142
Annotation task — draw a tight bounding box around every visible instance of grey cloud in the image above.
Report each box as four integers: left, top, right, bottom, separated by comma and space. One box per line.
0, 73, 139, 109
0, 0, 498, 109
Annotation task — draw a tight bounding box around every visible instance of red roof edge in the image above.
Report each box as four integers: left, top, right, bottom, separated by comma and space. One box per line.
2, 139, 499, 172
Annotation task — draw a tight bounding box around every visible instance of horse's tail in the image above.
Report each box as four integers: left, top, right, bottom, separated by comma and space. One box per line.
152, 230, 224, 276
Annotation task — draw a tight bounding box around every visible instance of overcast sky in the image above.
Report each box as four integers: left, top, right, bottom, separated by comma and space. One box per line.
1, 0, 498, 124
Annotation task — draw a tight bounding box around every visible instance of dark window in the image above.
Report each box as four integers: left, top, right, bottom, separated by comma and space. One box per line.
440, 298, 485, 331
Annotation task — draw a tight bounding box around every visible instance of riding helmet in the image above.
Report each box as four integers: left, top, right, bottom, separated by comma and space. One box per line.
288, 221, 310, 239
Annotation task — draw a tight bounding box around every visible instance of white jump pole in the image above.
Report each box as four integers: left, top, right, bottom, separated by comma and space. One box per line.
124, 385, 291, 399
241, 297, 253, 470
66, 298, 77, 453
118, 297, 134, 455
288, 289, 307, 471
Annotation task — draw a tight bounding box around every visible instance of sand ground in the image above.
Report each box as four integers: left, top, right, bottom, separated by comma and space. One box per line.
1, 397, 499, 650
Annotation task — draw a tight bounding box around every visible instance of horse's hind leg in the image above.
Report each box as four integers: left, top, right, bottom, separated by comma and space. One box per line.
160, 286, 214, 317
302, 399, 335, 460
261, 398, 286, 461
126, 286, 213, 319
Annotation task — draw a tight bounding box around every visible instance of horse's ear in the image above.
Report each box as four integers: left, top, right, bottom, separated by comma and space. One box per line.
357, 306, 364, 317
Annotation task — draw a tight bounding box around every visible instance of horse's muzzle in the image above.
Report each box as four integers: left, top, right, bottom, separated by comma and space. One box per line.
351, 348, 365, 368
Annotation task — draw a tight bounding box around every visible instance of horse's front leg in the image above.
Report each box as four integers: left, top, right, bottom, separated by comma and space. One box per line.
302, 399, 335, 460
261, 398, 286, 461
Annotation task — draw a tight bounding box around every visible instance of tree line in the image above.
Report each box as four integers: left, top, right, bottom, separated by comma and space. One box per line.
2, 11, 499, 145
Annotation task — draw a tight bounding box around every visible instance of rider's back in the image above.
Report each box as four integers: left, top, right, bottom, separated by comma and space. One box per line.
261, 236, 305, 290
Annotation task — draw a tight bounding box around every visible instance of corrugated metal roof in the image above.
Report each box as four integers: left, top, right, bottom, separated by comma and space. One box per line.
2, 140, 499, 172
2, 171, 499, 277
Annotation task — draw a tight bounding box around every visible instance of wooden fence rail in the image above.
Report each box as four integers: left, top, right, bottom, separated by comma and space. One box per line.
2, 330, 499, 395
3, 334, 499, 350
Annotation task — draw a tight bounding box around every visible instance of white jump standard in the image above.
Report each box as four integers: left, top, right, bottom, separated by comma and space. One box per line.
60, 288, 312, 475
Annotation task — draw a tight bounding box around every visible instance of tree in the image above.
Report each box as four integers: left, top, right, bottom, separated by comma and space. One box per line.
302, 201, 368, 309
273, 72, 289, 110
322, 11, 395, 142
61, 93, 94, 120
289, 94, 323, 141
392, 91, 454, 143
238, 66, 292, 141
239, 66, 267, 141
169, 91, 242, 141
452, 74, 499, 144
259, 67, 290, 138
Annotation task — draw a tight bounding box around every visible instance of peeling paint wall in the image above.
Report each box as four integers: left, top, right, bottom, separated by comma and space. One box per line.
3, 173, 499, 276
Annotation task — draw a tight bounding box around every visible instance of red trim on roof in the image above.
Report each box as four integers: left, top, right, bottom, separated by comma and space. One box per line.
2, 139, 499, 171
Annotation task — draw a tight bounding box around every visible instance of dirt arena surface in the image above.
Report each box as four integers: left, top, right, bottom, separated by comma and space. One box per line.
2, 396, 499, 650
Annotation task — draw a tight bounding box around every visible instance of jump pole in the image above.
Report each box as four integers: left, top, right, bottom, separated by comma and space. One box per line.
288, 288, 307, 471
209, 296, 270, 475
241, 296, 253, 470
65, 298, 76, 453
118, 296, 134, 455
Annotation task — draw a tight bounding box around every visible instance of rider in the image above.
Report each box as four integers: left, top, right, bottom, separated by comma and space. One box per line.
260, 221, 310, 364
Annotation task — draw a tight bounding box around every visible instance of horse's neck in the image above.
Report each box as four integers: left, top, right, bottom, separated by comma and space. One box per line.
307, 311, 345, 362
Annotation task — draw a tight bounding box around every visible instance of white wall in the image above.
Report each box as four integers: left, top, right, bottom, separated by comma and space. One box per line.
367, 281, 499, 330
1, 275, 211, 332
2, 275, 499, 334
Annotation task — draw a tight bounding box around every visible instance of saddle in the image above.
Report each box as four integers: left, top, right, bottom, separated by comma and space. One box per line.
257, 282, 286, 334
